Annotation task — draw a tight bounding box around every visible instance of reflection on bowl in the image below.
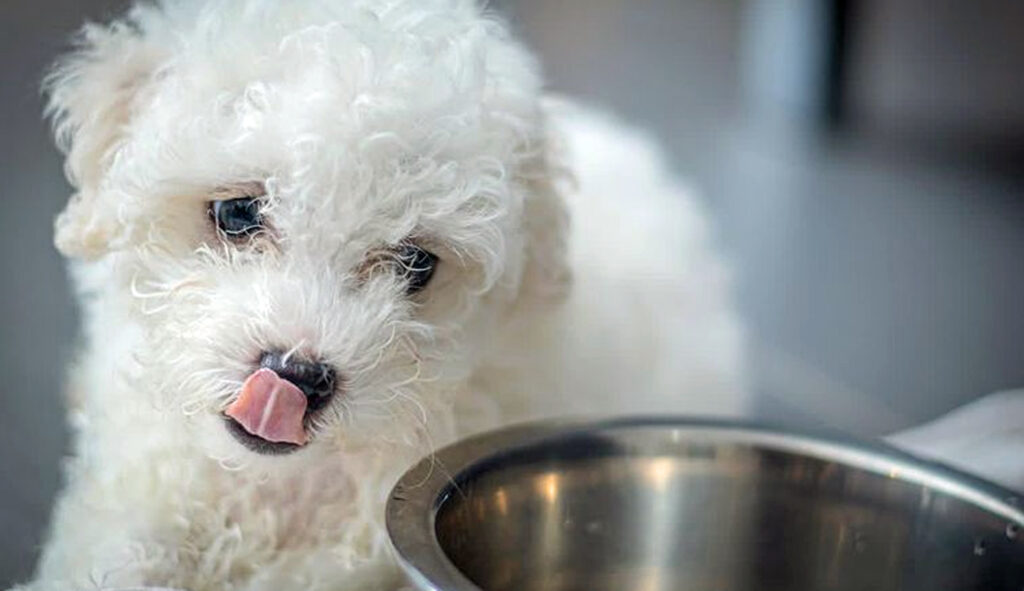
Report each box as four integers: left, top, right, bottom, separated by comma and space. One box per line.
387, 418, 1024, 591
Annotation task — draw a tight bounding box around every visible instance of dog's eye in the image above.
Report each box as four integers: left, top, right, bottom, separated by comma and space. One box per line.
210, 197, 263, 238
395, 243, 438, 294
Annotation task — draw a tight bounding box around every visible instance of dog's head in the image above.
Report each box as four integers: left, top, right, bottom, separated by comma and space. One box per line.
46, 0, 569, 462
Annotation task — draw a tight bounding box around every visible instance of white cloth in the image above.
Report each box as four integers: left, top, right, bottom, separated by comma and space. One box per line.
887, 390, 1024, 492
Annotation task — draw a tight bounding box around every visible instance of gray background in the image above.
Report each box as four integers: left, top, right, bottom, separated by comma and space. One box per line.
2, 0, 1023, 586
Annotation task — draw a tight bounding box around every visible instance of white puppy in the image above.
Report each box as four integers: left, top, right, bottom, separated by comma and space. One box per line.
25, 0, 747, 589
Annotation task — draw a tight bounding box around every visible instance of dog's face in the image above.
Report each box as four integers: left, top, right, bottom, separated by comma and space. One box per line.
47, 1, 569, 463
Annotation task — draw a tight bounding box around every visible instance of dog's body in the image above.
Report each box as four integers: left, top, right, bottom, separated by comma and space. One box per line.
24, 1, 747, 589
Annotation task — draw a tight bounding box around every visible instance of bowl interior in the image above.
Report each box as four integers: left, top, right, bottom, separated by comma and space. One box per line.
433, 426, 1023, 591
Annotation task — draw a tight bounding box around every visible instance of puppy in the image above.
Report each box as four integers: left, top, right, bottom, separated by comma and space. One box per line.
24, 0, 748, 589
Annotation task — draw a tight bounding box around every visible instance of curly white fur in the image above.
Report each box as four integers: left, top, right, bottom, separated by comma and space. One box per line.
20, 1, 749, 589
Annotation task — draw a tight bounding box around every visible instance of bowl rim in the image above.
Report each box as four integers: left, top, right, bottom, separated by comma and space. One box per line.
385, 416, 1024, 591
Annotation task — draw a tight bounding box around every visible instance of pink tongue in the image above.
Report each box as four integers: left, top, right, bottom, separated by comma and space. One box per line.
226, 368, 308, 445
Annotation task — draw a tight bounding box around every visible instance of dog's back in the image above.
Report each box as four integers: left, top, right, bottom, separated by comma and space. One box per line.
470, 100, 749, 426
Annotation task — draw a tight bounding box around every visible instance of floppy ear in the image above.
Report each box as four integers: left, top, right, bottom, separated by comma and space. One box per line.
44, 18, 161, 259
514, 114, 573, 307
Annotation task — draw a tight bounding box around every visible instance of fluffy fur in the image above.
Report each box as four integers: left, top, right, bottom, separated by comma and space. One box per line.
21, 1, 748, 589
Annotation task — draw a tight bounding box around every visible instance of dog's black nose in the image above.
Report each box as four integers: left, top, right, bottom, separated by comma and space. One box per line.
259, 351, 337, 412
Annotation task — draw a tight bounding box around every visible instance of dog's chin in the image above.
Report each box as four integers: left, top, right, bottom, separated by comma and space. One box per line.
223, 416, 305, 456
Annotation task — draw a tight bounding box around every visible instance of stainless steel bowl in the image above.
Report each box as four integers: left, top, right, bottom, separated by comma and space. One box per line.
387, 418, 1024, 591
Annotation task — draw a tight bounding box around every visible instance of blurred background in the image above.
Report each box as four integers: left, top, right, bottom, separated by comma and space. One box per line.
2, 0, 1023, 586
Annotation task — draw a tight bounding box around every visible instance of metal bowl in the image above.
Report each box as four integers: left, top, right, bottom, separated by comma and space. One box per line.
387, 418, 1024, 591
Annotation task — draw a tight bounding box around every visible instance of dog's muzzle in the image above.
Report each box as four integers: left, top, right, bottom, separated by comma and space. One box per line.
223, 350, 339, 455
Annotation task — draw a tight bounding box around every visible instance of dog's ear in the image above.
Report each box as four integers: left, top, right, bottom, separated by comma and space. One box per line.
44, 17, 162, 259
513, 115, 573, 308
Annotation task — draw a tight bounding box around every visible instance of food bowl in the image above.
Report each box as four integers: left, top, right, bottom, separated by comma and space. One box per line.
387, 418, 1024, 591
